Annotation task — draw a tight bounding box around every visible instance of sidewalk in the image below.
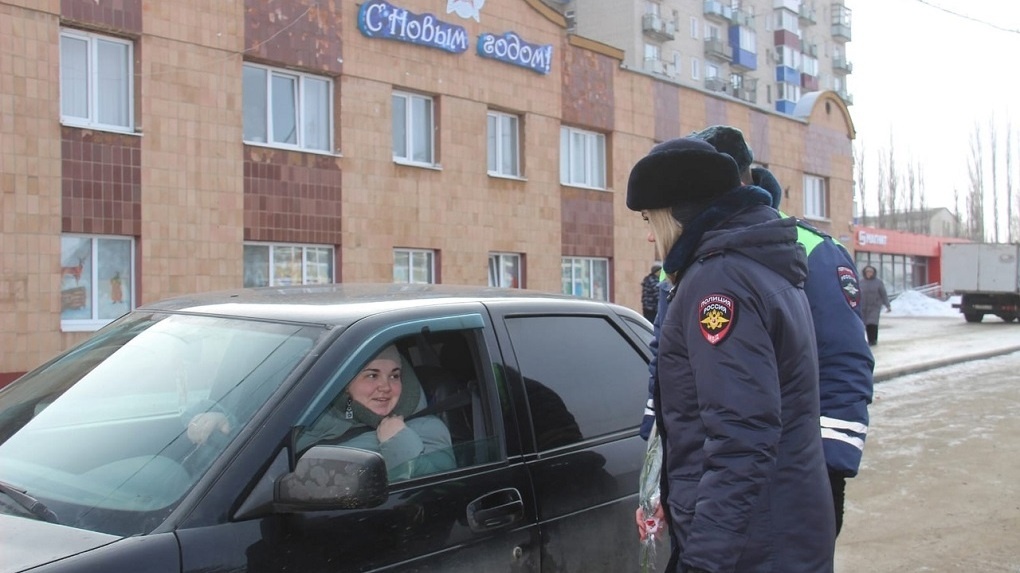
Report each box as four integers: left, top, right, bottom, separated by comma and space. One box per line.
870, 315, 1020, 382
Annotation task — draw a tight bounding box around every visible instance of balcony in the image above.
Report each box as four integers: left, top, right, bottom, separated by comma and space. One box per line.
802, 42, 818, 58
799, 2, 816, 25
642, 13, 676, 42
703, 0, 732, 22
705, 76, 728, 92
731, 8, 755, 28
831, 2, 852, 41
704, 37, 732, 62
643, 57, 678, 79
833, 56, 853, 74
734, 76, 758, 103
836, 89, 854, 106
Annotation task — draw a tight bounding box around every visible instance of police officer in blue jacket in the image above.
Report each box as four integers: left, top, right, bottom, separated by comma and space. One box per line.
631, 136, 835, 573
639, 125, 875, 536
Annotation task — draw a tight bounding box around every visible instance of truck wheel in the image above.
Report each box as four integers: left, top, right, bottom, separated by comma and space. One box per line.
964, 313, 983, 323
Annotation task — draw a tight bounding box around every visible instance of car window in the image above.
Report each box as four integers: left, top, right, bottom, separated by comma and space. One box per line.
0, 313, 322, 536
296, 328, 501, 483
504, 315, 647, 451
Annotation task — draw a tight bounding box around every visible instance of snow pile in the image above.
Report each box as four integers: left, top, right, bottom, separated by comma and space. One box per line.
887, 290, 959, 317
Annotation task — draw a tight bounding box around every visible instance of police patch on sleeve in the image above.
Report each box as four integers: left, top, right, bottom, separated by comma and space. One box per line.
698, 294, 735, 345
837, 266, 861, 309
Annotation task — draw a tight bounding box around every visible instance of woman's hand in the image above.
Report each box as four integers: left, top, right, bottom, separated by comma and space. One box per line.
635, 500, 665, 541
377, 415, 406, 443
187, 412, 231, 445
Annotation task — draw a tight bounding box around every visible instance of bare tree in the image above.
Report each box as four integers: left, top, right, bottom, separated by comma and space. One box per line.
967, 123, 986, 241
876, 152, 888, 228
989, 117, 1000, 242
906, 160, 919, 233
886, 135, 899, 229
854, 142, 867, 222
1007, 118, 1016, 243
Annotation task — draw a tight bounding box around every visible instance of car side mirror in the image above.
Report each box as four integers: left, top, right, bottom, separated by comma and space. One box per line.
275, 445, 389, 511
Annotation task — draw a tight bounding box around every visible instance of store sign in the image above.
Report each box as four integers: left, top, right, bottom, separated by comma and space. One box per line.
358, 0, 469, 54
858, 230, 888, 246
477, 31, 553, 75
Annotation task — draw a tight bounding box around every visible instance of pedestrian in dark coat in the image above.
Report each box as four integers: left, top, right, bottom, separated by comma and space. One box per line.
641, 263, 663, 322
859, 265, 891, 345
628, 137, 835, 573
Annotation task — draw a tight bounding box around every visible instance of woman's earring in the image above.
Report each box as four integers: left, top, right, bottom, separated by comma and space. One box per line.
344, 395, 353, 420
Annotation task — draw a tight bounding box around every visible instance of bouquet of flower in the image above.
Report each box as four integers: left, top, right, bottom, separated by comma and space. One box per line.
638, 421, 663, 573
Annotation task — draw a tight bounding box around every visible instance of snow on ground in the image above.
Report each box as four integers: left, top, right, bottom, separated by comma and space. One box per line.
886, 291, 959, 317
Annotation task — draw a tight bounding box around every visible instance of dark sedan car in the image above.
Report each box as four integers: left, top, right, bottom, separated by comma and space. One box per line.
0, 284, 660, 573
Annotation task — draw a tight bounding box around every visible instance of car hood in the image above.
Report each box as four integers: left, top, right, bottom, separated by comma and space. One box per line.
0, 513, 121, 573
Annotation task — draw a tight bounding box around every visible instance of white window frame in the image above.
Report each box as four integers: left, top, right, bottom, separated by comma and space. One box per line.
394, 248, 436, 284
60, 234, 136, 332
691, 57, 701, 80
59, 29, 134, 133
487, 110, 521, 178
392, 91, 436, 166
489, 252, 523, 288
690, 16, 699, 38
561, 257, 610, 301
559, 126, 606, 190
243, 243, 335, 287
242, 63, 334, 154
738, 27, 757, 53
804, 174, 828, 220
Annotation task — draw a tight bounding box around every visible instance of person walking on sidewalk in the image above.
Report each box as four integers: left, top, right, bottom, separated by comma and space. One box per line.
641, 263, 662, 322
860, 265, 891, 346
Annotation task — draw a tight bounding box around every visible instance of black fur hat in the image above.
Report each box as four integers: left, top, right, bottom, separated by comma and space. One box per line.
626, 137, 742, 212
690, 125, 753, 173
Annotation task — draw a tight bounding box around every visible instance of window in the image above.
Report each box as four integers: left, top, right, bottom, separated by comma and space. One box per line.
489, 253, 523, 288
644, 1, 660, 16
394, 248, 435, 284
691, 57, 701, 80
487, 111, 520, 177
737, 27, 757, 53
60, 235, 134, 331
561, 257, 610, 301
393, 91, 435, 165
243, 243, 334, 287
777, 82, 801, 101
804, 174, 828, 220
504, 315, 647, 450
690, 16, 699, 38
559, 127, 606, 189
644, 43, 661, 61
60, 29, 133, 132
705, 23, 721, 40
242, 64, 332, 153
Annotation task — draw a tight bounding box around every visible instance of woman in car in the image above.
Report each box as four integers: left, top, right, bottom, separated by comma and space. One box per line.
296, 345, 455, 480
190, 345, 455, 481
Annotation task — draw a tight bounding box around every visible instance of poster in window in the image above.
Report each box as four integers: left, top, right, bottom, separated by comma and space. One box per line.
97, 238, 131, 319
60, 236, 92, 320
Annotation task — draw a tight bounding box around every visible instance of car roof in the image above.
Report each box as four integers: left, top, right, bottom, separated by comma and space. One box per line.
138, 283, 625, 327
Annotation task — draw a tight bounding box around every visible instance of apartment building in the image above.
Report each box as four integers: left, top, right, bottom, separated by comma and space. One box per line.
0, 0, 856, 384
548, 0, 853, 114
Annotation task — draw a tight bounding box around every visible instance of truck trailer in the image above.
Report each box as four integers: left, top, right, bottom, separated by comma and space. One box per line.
941, 242, 1020, 323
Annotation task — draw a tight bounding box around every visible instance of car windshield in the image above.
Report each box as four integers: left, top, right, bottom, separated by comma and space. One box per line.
0, 311, 324, 536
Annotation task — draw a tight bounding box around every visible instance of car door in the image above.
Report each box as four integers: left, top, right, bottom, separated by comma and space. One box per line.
174, 304, 541, 573
488, 301, 661, 573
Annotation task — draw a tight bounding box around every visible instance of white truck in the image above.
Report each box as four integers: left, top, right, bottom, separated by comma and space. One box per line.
941, 242, 1020, 323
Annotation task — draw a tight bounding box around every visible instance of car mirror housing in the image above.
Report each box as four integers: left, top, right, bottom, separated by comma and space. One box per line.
275, 446, 388, 511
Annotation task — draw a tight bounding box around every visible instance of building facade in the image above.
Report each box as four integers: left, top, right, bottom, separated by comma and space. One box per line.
0, 0, 856, 384
548, 0, 854, 114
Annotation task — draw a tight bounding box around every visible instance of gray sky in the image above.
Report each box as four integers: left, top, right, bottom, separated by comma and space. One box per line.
847, 0, 1020, 218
